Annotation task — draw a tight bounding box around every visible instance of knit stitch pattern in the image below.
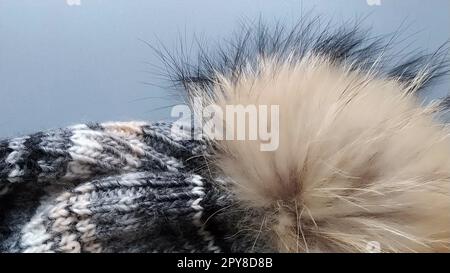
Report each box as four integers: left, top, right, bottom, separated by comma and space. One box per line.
0, 121, 240, 252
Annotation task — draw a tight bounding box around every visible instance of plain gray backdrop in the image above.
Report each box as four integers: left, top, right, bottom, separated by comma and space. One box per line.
0, 0, 449, 137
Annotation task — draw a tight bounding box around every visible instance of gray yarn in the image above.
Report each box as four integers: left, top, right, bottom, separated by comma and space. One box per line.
0, 121, 265, 253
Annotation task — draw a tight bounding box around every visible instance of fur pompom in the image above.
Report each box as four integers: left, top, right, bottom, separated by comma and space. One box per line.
157, 19, 450, 252
208, 56, 450, 252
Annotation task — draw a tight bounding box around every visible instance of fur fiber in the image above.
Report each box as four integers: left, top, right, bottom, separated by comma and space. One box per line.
156, 18, 450, 252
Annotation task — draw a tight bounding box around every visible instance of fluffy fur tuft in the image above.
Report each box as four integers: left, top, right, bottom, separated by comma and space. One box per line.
155, 19, 450, 252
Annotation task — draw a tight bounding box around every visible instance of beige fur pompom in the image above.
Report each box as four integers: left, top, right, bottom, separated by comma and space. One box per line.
159, 20, 450, 252
204, 55, 450, 252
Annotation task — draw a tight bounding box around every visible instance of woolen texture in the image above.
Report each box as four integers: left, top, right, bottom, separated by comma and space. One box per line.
0, 121, 252, 252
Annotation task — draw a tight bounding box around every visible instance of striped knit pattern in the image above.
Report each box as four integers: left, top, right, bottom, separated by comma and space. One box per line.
0, 121, 240, 252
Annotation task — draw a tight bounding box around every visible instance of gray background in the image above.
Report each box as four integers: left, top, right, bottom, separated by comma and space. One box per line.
0, 0, 449, 138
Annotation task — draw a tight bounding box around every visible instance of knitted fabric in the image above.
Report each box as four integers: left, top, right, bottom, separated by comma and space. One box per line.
0, 121, 254, 253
